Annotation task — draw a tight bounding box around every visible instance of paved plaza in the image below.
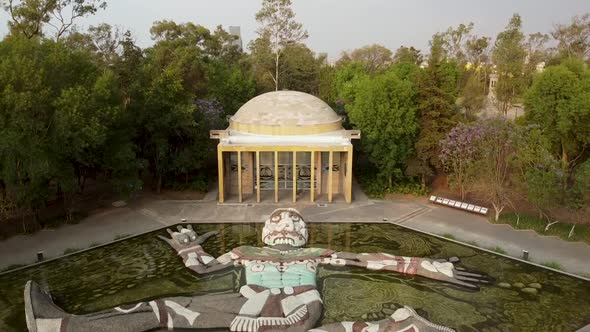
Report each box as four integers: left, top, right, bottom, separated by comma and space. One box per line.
1, 187, 589, 277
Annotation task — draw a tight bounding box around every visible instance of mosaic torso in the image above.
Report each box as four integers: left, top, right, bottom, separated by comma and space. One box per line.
231, 246, 334, 288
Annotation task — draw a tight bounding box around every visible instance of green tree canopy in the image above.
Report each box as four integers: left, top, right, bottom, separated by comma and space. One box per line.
344, 69, 419, 186
492, 14, 527, 116
524, 58, 590, 167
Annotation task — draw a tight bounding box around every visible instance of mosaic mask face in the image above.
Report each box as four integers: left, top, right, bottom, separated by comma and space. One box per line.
262, 208, 308, 247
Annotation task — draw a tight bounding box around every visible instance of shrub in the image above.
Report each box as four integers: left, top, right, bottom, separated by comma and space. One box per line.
442, 233, 456, 240
541, 261, 562, 270
491, 246, 507, 254
358, 171, 425, 198
390, 181, 426, 196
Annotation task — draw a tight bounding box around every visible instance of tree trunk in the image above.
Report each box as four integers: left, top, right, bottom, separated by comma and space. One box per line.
492, 203, 504, 222
421, 174, 426, 192
22, 214, 27, 234
275, 52, 280, 91
568, 224, 576, 238
561, 141, 569, 169
157, 174, 162, 194
78, 175, 86, 193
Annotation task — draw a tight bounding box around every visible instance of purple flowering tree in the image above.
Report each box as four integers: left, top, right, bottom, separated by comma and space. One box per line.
473, 118, 518, 221
440, 123, 483, 200
441, 118, 520, 221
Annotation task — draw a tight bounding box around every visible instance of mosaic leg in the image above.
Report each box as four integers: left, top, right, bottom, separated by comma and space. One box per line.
308, 306, 455, 332
25, 280, 246, 332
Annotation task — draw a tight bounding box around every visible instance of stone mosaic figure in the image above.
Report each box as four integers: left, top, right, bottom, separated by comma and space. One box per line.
25, 208, 488, 332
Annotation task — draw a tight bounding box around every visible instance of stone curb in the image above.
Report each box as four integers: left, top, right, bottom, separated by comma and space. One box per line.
2, 218, 588, 285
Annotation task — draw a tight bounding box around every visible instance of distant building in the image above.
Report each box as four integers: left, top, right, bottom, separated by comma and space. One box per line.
488, 72, 499, 97
228, 26, 243, 52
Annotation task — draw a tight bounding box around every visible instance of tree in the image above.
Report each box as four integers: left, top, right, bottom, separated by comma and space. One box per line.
552, 13, 590, 60
48, 0, 107, 40
511, 125, 562, 226
393, 46, 423, 65
523, 32, 550, 85
344, 69, 419, 187
0, 36, 136, 229
441, 22, 474, 63
440, 123, 482, 200
135, 21, 236, 193
410, 33, 460, 189
524, 58, 590, 168
338, 44, 393, 74
317, 62, 337, 106
2, 0, 106, 39
566, 160, 590, 230
205, 59, 256, 117
459, 71, 486, 119
254, 0, 308, 91
51, 70, 125, 219
472, 119, 518, 221
279, 43, 322, 93
492, 14, 527, 116
465, 35, 491, 67
0, 37, 55, 228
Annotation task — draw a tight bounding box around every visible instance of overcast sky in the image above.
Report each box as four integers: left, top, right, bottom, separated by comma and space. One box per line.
1, 0, 589, 60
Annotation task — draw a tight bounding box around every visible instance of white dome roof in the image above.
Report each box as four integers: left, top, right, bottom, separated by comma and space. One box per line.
229, 91, 342, 135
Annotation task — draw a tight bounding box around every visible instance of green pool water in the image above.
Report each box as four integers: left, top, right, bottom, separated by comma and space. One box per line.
1, 222, 589, 331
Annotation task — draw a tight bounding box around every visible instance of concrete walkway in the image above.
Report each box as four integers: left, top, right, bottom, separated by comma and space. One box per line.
1, 193, 589, 277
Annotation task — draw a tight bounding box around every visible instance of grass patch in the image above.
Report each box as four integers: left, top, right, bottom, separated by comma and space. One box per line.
491, 246, 507, 254
62, 247, 81, 255
495, 212, 590, 245
441, 233, 456, 240
541, 261, 563, 270
89, 241, 103, 247
466, 240, 479, 247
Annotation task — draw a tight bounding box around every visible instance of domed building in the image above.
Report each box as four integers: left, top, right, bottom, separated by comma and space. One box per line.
210, 91, 360, 204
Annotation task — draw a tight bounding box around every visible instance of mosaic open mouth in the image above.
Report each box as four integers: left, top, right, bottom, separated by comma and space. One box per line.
272, 237, 297, 245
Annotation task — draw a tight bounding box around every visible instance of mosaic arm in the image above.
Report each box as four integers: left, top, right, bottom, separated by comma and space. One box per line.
322, 251, 489, 289
158, 225, 235, 274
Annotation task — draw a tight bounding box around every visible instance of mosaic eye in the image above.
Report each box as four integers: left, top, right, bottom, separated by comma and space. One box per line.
251, 264, 265, 272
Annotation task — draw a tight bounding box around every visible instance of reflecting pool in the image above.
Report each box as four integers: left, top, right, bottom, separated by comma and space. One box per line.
1, 223, 589, 331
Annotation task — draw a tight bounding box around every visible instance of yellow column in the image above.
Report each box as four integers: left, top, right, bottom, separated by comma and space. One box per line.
237, 151, 242, 203
328, 150, 333, 203
217, 148, 224, 203
292, 151, 297, 202
346, 146, 353, 203
274, 151, 279, 203
310, 151, 315, 202
317, 152, 322, 196
256, 151, 260, 203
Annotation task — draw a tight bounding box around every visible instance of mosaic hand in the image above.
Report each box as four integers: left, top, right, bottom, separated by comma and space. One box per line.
158, 225, 218, 252
417, 257, 491, 289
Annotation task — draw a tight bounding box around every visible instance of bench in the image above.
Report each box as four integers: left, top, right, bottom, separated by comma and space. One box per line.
429, 195, 488, 215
